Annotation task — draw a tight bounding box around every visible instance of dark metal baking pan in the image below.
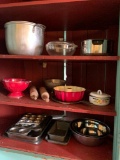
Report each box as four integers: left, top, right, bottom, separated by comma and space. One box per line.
47, 121, 70, 142
45, 130, 71, 145
6, 113, 52, 144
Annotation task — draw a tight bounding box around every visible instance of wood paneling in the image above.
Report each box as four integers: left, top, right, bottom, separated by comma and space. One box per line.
0, 0, 119, 30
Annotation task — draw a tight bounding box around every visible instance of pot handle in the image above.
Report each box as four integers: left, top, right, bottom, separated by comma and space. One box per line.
97, 90, 102, 95
32, 24, 46, 33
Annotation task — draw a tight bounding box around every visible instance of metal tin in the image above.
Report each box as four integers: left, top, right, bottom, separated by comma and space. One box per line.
81, 39, 112, 55
47, 121, 70, 142
6, 113, 52, 144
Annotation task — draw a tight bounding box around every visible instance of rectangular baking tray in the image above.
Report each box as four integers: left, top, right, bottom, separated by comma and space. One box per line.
6, 113, 52, 144
47, 120, 70, 142
45, 130, 71, 145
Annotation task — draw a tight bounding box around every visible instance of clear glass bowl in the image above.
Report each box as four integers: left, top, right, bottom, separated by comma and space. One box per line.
46, 41, 77, 56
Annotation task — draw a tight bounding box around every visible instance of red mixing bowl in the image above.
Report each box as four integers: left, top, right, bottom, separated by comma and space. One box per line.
54, 86, 85, 102
3, 78, 31, 98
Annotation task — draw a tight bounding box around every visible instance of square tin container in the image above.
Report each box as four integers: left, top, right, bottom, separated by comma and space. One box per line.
81, 39, 113, 55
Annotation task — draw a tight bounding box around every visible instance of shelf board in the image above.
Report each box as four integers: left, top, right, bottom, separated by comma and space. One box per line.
0, 0, 119, 30
0, 121, 113, 160
0, 137, 113, 160
0, 55, 119, 61
0, 92, 116, 116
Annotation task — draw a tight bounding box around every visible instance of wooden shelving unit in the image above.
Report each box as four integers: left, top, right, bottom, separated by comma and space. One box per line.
0, 0, 119, 160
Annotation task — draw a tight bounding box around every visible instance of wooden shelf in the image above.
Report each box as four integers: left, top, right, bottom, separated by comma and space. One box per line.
0, 120, 113, 160
0, 137, 113, 160
0, 1, 118, 159
0, 91, 116, 116
0, 55, 119, 61
0, 0, 119, 30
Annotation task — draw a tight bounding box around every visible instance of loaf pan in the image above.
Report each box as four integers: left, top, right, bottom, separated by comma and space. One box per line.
48, 121, 70, 142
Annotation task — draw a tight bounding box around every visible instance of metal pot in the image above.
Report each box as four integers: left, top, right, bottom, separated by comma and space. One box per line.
89, 90, 111, 106
81, 39, 112, 55
4, 21, 46, 56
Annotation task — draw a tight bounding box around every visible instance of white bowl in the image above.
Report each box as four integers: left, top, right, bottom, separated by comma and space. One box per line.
89, 90, 111, 106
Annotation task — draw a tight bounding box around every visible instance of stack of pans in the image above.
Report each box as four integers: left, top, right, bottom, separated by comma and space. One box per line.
6, 113, 52, 144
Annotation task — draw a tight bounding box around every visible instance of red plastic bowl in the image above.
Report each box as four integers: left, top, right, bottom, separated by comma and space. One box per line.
54, 86, 86, 102
3, 78, 31, 98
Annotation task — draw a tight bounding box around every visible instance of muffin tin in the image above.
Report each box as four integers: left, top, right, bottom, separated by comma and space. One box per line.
6, 113, 52, 144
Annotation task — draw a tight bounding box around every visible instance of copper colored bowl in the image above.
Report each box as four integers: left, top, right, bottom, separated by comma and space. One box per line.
54, 86, 85, 102
44, 79, 66, 91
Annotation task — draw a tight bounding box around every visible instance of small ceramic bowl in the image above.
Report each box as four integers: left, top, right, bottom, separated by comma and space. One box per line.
89, 90, 111, 106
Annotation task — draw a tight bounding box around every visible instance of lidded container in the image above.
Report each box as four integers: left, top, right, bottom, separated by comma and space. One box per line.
81, 39, 112, 55
46, 38, 77, 56
4, 21, 46, 56
89, 90, 111, 106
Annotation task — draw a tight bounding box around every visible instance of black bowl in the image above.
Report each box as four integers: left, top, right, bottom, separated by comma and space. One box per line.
70, 118, 110, 146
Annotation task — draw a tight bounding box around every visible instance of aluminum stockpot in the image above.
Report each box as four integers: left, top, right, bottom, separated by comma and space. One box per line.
4, 21, 46, 55
89, 90, 111, 106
